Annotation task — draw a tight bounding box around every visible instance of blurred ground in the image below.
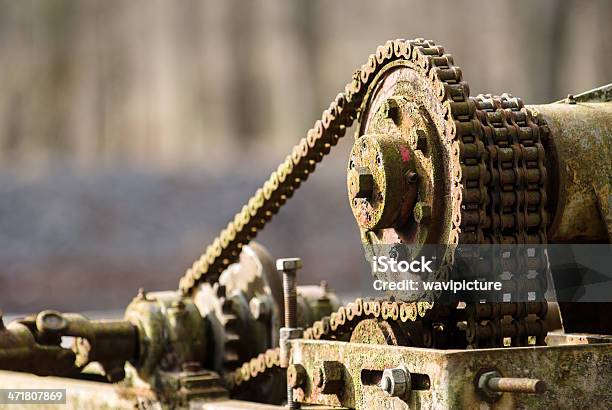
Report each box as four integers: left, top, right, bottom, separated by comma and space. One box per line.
0, 0, 610, 312
0, 147, 366, 311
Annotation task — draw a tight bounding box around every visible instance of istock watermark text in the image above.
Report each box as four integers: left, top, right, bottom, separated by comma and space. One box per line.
372, 256, 433, 273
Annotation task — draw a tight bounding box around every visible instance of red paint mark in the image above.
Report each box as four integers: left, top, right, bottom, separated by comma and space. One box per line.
399, 145, 411, 162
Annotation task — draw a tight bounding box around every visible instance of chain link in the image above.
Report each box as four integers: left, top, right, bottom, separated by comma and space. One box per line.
463, 94, 550, 347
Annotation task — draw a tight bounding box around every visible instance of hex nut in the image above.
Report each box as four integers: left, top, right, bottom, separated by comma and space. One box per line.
381, 365, 411, 398
314, 361, 344, 394
276, 258, 303, 271
279, 328, 303, 368
477, 370, 503, 402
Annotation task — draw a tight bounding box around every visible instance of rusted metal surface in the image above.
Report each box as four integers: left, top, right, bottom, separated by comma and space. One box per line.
124, 291, 207, 381
290, 339, 612, 409
0, 243, 341, 406
341, 43, 553, 355
279, 258, 301, 333
0, 310, 136, 381
529, 102, 612, 242
0, 317, 77, 378
348, 133, 417, 231
230, 299, 433, 390
228, 298, 552, 391
348, 47, 551, 349
193, 243, 284, 375
355, 63, 462, 260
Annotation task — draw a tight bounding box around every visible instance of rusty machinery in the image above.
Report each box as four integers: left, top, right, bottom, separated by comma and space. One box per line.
0, 243, 340, 407
0, 39, 610, 409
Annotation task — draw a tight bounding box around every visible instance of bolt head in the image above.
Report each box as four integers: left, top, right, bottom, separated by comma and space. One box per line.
276, 258, 303, 271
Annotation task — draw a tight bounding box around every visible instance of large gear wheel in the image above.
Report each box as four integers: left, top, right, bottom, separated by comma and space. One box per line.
348, 55, 467, 303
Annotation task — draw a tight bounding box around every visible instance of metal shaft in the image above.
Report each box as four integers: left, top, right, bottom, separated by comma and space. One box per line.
277, 258, 303, 409
487, 376, 547, 394
478, 370, 546, 402
282, 266, 299, 409
284, 271, 297, 328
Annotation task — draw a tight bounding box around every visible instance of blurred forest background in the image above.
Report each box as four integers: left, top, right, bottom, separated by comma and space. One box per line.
0, 0, 610, 313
